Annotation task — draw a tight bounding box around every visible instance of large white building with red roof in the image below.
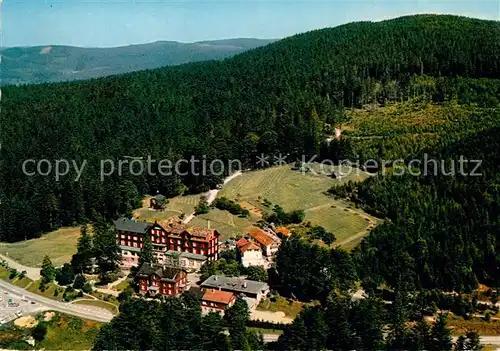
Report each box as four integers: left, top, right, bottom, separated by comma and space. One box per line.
236, 238, 265, 267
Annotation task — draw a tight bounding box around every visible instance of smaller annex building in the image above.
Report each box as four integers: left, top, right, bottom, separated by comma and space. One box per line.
137, 263, 188, 297
200, 275, 269, 304
200, 289, 236, 316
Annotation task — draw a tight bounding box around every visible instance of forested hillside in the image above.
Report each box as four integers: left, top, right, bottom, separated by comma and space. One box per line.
329, 126, 500, 292
1, 14, 500, 242
1, 38, 275, 85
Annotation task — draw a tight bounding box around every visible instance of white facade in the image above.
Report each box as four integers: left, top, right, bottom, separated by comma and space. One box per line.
241, 248, 265, 268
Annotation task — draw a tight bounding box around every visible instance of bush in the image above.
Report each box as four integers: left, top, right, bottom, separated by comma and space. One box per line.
214, 197, 250, 217
55, 263, 75, 286
9, 269, 18, 280
73, 274, 86, 289
31, 322, 48, 342
82, 283, 92, 294
118, 290, 132, 303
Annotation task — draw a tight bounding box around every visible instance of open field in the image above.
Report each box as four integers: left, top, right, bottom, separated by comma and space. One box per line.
190, 209, 257, 239
257, 296, 306, 319
218, 165, 378, 244
0, 266, 34, 288
343, 102, 491, 137
0, 227, 81, 267
133, 194, 202, 222
26, 280, 64, 301
448, 315, 500, 336
38, 312, 102, 350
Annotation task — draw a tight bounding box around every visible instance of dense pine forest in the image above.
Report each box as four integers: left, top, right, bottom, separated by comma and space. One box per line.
1, 13, 497, 350
1, 14, 500, 242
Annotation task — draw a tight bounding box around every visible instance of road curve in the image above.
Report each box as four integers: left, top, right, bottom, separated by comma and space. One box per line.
182, 171, 243, 224
0, 280, 114, 323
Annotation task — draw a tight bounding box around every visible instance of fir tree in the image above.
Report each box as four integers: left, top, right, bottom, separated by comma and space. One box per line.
225, 297, 250, 350
139, 232, 156, 265
71, 224, 93, 274
40, 255, 55, 283
431, 314, 453, 351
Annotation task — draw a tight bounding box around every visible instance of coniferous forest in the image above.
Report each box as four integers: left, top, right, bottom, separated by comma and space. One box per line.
1, 14, 500, 242
1, 14, 500, 350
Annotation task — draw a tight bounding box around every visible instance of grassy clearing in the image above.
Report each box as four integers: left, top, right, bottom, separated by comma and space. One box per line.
247, 327, 284, 335
114, 278, 134, 292
38, 312, 102, 350
26, 280, 64, 301
0, 312, 102, 350
219, 165, 377, 244
0, 266, 34, 288
73, 299, 119, 314
190, 209, 257, 239
0, 227, 81, 267
448, 315, 500, 336
257, 296, 305, 319
343, 102, 482, 137
134, 194, 202, 222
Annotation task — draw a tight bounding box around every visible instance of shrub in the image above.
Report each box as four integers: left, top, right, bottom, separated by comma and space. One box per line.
82, 283, 92, 294
73, 274, 86, 289
31, 322, 48, 342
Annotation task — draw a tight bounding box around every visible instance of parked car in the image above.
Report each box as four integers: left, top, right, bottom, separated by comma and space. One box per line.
15, 311, 22, 317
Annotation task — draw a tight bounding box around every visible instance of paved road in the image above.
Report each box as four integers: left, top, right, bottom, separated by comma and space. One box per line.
0, 280, 114, 323
0, 253, 41, 281
182, 171, 242, 224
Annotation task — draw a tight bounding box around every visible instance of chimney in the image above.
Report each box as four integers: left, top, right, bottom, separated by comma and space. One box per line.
243, 282, 247, 288
207, 220, 210, 229
214, 276, 218, 281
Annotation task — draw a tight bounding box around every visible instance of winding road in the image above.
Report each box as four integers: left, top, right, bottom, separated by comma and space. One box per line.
0, 280, 115, 323
182, 171, 242, 224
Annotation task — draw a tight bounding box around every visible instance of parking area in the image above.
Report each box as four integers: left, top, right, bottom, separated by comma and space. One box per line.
0, 289, 45, 325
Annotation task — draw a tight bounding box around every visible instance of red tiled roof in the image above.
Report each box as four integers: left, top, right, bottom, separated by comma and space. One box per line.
240, 242, 261, 253
235, 238, 249, 248
275, 227, 292, 237
202, 289, 235, 305
187, 227, 217, 239
247, 227, 274, 246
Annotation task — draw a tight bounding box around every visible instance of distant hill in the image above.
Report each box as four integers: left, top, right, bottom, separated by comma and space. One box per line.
0, 38, 276, 85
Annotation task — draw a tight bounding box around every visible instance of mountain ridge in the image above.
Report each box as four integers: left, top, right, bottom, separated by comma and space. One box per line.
1, 38, 276, 85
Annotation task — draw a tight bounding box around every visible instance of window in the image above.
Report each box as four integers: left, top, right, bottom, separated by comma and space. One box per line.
162, 238, 166, 243
121, 240, 125, 245
193, 242, 197, 247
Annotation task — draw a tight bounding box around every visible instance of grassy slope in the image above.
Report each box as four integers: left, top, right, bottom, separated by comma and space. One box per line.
0, 227, 81, 267
218, 165, 376, 244
133, 194, 201, 222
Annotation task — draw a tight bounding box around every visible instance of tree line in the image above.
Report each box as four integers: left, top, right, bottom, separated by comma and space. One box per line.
1, 15, 500, 242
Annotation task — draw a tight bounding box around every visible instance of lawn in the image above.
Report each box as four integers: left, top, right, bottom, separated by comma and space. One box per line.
447, 315, 500, 336
0, 227, 81, 267
38, 312, 102, 350
134, 194, 202, 222
0, 312, 102, 350
72, 299, 119, 314
190, 209, 257, 239
218, 165, 377, 244
26, 280, 64, 301
0, 266, 34, 288
257, 295, 305, 319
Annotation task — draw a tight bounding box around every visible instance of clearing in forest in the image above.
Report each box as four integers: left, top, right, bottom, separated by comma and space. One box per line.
0, 227, 81, 267
218, 164, 378, 245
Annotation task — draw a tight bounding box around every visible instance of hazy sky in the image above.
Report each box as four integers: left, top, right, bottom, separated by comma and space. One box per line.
3, 0, 499, 47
